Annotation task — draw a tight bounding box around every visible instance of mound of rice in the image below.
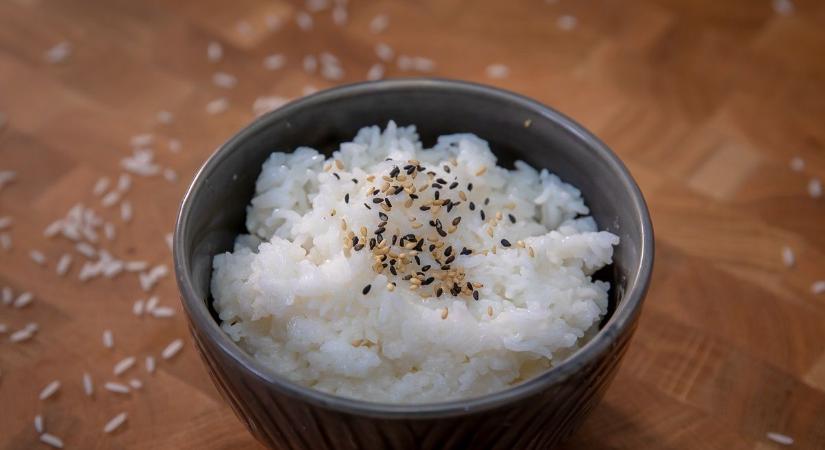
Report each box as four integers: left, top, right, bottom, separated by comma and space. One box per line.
211, 122, 619, 403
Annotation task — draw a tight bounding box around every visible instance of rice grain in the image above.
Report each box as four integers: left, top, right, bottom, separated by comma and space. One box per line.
39, 433, 64, 449
766, 432, 794, 445
83, 372, 94, 396
162, 338, 184, 360
103, 330, 114, 349
104, 382, 130, 394
39, 380, 61, 400
113, 356, 136, 376
103, 412, 128, 434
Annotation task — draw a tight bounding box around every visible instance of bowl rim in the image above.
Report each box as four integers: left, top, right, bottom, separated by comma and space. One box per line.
174, 78, 654, 419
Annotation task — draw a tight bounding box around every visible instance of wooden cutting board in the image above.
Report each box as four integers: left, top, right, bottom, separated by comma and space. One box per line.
1, 0, 824, 448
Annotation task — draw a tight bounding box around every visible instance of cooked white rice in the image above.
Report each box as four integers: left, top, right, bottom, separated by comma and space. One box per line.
211, 122, 618, 403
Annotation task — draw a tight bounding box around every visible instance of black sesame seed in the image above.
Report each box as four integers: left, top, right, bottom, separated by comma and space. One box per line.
382, 263, 387, 268
480, 210, 486, 221
390, 265, 398, 275
414, 255, 421, 265
423, 277, 435, 286
452, 217, 462, 226
352, 178, 358, 184
362, 284, 371, 295
484, 198, 490, 205
444, 246, 453, 257
379, 254, 387, 262
437, 228, 447, 238
353, 243, 364, 251
429, 220, 437, 227
376, 234, 384, 243
467, 183, 473, 191
402, 274, 412, 281
460, 247, 472, 255
344, 193, 350, 203
473, 290, 479, 301
405, 234, 416, 241
441, 265, 451, 271
364, 203, 371, 210
446, 202, 455, 213
500, 239, 511, 247
372, 197, 383, 204
420, 206, 431, 211
508, 214, 516, 224
417, 165, 425, 172
333, 173, 341, 180
390, 258, 397, 266
378, 221, 387, 228
421, 265, 431, 272
378, 212, 389, 221
443, 165, 451, 173
369, 238, 376, 249
427, 171, 436, 176
445, 255, 455, 264
449, 182, 458, 190
352, 236, 359, 246
391, 235, 398, 245
384, 198, 392, 207
393, 185, 404, 195
375, 227, 386, 235
432, 184, 442, 190
436, 178, 448, 185
469, 202, 476, 211
436, 288, 443, 297
389, 166, 400, 177
434, 190, 440, 200
466, 282, 473, 290
416, 238, 425, 251
429, 244, 436, 252
372, 188, 380, 196
410, 194, 419, 200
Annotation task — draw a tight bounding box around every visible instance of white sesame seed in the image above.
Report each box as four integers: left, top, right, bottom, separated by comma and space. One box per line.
39, 380, 61, 400
120, 201, 132, 222
130, 133, 154, 148
34, 414, 44, 433
29, 250, 46, 266
145, 356, 156, 373
811, 280, 825, 295
133, 299, 144, 316
128, 378, 143, 390
103, 412, 128, 433
92, 177, 110, 196
766, 432, 794, 445
56, 253, 72, 276
162, 338, 184, 360
151, 306, 175, 318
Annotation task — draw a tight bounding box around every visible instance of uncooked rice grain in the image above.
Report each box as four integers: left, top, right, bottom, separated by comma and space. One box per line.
263, 54, 286, 71
30, 250, 46, 266
0, 233, 11, 250
56, 253, 72, 276
809, 178, 822, 198
93, 177, 110, 196
10, 325, 36, 342
265, 14, 282, 31
34, 414, 44, 433
0, 170, 17, 190
332, 5, 347, 25
781, 246, 795, 267
156, 110, 174, 124
253, 96, 289, 117
125, 260, 148, 272
13, 291, 33, 308
556, 15, 577, 31
162, 338, 184, 360
128, 378, 143, 389
212, 72, 237, 89
103, 330, 114, 349
168, 139, 182, 153
163, 168, 177, 182
366, 63, 384, 81
83, 372, 94, 396
44, 41, 71, 64
113, 356, 136, 376
375, 43, 394, 61
39, 433, 64, 448
39, 380, 61, 400
130, 133, 154, 148
485, 64, 510, 79
236, 20, 253, 36
207, 41, 222, 62
766, 432, 794, 445
76, 242, 96, 257
0, 216, 11, 230
120, 201, 132, 222
2, 286, 12, 304
103, 412, 128, 433
369, 13, 389, 33
104, 382, 130, 394
206, 98, 229, 115
133, 299, 144, 316
772, 0, 795, 16
145, 295, 159, 311
101, 190, 121, 207
811, 280, 825, 295
145, 356, 156, 373
296, 12, 313, 30
104, 222, 116, 240
151, 306, 175, 318
789, 156, 804, 172
302, 54, 318, 73
117, 173, 131, 192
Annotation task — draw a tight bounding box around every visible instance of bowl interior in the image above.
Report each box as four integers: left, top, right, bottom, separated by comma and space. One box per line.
177, 79, 650, 410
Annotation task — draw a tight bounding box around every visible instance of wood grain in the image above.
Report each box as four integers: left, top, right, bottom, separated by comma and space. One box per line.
1, 0, 824, 448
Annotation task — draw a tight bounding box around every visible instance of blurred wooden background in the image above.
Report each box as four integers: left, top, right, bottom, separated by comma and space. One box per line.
1, 0, 825, 448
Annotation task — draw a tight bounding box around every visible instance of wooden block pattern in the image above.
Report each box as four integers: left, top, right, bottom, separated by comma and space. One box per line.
1, 0, 824, 448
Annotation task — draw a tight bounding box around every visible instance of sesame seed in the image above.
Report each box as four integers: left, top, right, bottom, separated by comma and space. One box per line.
528, 247, 535, 257
475, 166, 487, 176
366, 175, 375, 182
364, 203, 371, 210
380, 203, 391, 212
469, 202, 476, 211
436, 288, 443, 297
360, 226, 368, 236
436, 178, 448, 185
422, 265, 431, 272
434, 190, 440, 200
372, 197, 383, 204
480, 210, 486, 221
449, 182, 458, 189
508, 214, 516, 223
353, 243, 364, 251
340, 219, 347, 230
335, 159, 344, 170
387, 282, 395, 291
484, 198, 490, 205
451, 217, 461, 226
487, 306, 493, 316
496, 211, 503, 220
362, 284, 371, 295
411, 222, 423, 229
501, 239, 511, 247
390, 166, 400, 177
344, 193, 350, 203
352, 178, 358, 184
460, 247, 471, 255
384, 198, 393, 207
473, 290, 479, 300
441, 308, 449, 319
458, 191, 467, 201
331, 208, 337, 216
333, 173, 341, 180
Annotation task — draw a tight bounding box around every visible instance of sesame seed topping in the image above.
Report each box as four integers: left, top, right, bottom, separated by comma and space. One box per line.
449, 182, 458, 189
335, 160, 344, 170
475, 166, 487, 176
362, 284, 371, 295
333, 173, 341, 180
508, 214, 516, 223
441, 308, 449, 319
500, 239, 511, 247
473, 290, 479, 300
344, 193, 350, 203
487, 306, 493, 316
372, 197, 383, 204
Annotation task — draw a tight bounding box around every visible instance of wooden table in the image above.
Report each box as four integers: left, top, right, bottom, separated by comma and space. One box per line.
1, 0, 824, 448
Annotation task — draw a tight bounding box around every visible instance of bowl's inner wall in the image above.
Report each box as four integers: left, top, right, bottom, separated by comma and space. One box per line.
185, 85, 641, 333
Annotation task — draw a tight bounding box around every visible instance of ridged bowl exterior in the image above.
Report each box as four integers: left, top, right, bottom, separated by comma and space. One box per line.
174, 79, 654, 450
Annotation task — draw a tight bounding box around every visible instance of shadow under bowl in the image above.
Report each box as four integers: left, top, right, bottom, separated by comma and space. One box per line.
174, 78, 654, 450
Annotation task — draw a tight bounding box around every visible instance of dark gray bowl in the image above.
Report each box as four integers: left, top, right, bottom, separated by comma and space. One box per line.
174, 79, 653, 450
